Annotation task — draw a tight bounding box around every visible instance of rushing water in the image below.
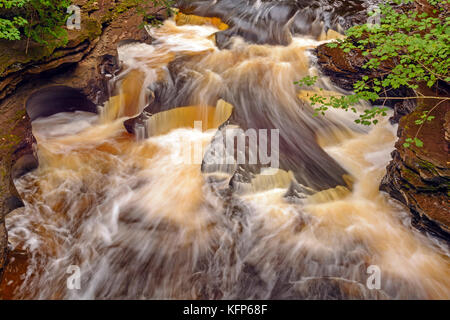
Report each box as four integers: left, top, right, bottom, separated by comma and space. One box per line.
1, 2, 450, 299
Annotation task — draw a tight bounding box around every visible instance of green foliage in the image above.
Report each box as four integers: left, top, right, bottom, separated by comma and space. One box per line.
414, 110, 435, 125
403, 137, 423, 148
136, 0, 174, 28
0, 0, 175, 47
0, 0, 71, 46
0, 0, 28, 40
25, 0, 71, 46
294, 75, 318, 87
296, 0, 450, 149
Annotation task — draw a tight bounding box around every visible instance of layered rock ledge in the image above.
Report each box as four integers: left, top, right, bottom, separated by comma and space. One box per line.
380, 101, 450, 239
315, 42, 449, 241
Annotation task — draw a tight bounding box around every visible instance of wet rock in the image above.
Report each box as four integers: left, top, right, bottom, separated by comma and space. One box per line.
315, 43, 417, 123
0, 222, 6, 281
177, 0, 374, 46
123, 107, 152, 135
284, 181, 316, 200
26, 86, 98, 121
380, 102, 450, 240
174, 11, 228, 30
316, 44, 374, 91
92, 54, 122, 105
3, 196, 24, 214
122, 87, 156, 135
11, 154, 39, 180
390, 99, 417, 124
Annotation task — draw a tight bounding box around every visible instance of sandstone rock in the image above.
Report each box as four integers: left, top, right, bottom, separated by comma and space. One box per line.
0, 17, 101, 101
0, 0, 166, 103
174, 12, 228, 30
315, 42, 417, 123
316, 44, 377, 91
380, 102, 450, 240
0, 222, 6, 281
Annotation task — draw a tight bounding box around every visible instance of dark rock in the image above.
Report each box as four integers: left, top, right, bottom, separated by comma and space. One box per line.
3, 196, 24, 215
177, 0, 376, 46
92, 54, 122, 106
123, 110, 151, 136
98, 54, 121, 77
11, 154, 39, 180
123, 89, 155, 135
0, 222, 6, 281
315, 45, 367, 91
26, 86, 98, 121
390, 99, 416, 124
284, 181, 316, 199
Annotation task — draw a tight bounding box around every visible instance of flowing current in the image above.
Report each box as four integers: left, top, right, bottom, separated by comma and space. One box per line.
2, 6, 450, 299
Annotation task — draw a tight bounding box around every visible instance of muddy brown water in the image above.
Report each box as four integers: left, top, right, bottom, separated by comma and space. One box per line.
1, 1, 449, 299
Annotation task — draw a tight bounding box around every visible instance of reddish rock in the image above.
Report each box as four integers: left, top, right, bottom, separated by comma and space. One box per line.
314, 11, 449, 240
315, 43, 416, 120
0, 220, 6, 281
381, 101, 450, 239
315, 45, 367, 91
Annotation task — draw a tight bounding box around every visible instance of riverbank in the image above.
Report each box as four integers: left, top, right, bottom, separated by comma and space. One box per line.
0, 0, 167, 282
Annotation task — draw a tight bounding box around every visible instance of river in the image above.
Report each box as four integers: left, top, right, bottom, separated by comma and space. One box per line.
1, 0, 449, 299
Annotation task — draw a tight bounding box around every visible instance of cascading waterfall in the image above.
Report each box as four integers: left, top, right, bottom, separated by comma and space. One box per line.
1, 2, 449, 299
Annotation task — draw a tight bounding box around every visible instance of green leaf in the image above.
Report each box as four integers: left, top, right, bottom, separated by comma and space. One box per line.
414, 138, 423, 148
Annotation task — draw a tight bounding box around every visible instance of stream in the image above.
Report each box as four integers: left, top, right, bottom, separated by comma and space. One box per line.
1, 0, 449, 299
